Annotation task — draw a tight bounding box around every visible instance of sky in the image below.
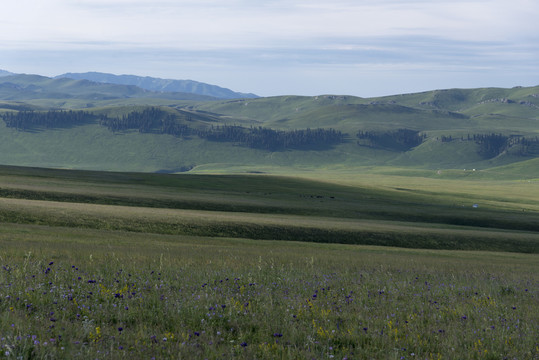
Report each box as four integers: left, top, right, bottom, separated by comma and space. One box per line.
1, 0, 538, 97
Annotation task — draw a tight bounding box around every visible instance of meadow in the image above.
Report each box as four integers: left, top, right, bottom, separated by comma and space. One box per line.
0, 224, 537, 359
0, 165, 538, 359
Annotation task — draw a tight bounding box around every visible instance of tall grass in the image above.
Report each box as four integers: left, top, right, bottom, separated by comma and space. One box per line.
0, 224, 537, 359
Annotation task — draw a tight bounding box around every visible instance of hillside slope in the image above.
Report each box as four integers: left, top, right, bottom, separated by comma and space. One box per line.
190, 87, 539, 133
0, 75, 537, 173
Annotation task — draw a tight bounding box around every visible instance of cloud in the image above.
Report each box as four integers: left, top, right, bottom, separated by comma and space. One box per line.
1, 0, 537, 96
3, 0, 537, 49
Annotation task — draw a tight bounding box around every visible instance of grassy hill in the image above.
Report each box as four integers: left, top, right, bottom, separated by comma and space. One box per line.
0, 74, 538, 173
191, 87, 539, 133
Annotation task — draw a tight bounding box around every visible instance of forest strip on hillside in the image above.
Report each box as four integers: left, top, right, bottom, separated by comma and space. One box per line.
5, 108, 539, 157
1, 108, 345, 151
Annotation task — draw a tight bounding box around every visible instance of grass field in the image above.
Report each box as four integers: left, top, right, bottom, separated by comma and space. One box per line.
0, 165, 538, 359
0, 165, 537, 253
0, 224, 537, 359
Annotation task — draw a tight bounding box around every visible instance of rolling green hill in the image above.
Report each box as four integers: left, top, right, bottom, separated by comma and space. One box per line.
0, 74, 537, 173
191, 87, 539, 133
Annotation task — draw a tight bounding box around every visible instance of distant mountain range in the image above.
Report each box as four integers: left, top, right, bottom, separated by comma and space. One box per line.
55, 72, 258, 100
0, 73, 219, 103
0, 70, 14, 77
0, 69, 258, 100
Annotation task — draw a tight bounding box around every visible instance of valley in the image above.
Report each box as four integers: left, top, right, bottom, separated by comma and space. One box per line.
0, 71, 537, 359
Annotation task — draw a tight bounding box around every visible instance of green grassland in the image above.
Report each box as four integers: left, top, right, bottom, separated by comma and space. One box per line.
0, 223, 538, 359
0, 165, 537, 253
1, 76, 538, 358
0, 164, 537, 358
0, 77, 538, 173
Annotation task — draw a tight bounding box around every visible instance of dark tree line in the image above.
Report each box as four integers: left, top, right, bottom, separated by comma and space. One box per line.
99, 107, 178, 133
100, 108, 195, 137
518, 136, 539, 156
1, 110, 95, 130
160, 117, 193, 138
1, 108, 346, 151
439, 135, 453, 143
472, 133, 510, 158
437, 133, 539, 158
100, 109, 344, 150
357, 128, 425, 151
473, 133, 539, 158
198, 125, 345, 151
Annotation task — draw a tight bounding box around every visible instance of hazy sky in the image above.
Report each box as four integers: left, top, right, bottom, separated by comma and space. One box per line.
1, 0, 538, 97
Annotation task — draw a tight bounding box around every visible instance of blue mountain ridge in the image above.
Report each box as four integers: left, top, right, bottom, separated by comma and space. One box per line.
55, 71, 259, 100
0, 69, 15, 77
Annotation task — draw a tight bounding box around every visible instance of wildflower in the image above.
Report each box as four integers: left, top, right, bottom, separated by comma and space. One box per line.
240, 342, 248, 347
